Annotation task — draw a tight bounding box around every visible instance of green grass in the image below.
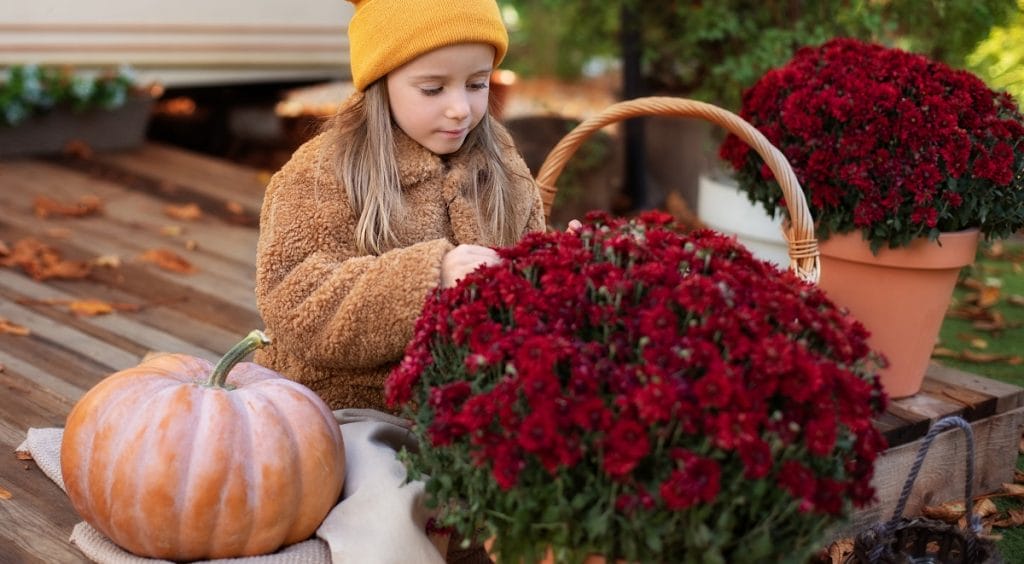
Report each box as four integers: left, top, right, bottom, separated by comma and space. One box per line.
936, 240, 1024, 387
934, 240, 1024, 559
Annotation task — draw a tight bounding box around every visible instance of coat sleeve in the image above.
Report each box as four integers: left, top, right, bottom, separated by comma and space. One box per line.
255, 141, 453, 371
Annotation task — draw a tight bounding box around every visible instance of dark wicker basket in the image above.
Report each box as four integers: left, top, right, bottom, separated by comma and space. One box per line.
845, 416, 1002, 564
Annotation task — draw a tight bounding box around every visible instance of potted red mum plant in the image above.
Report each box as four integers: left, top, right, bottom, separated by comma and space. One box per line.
386, 212, 888, 563
719, 38, 1024, 398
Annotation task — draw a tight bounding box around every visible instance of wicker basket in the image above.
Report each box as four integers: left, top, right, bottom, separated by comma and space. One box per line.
534, 96, 820, 282
845, 416, 1002, 564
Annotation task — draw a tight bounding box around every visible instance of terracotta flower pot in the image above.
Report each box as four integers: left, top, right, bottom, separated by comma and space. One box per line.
818, 229, 980, 398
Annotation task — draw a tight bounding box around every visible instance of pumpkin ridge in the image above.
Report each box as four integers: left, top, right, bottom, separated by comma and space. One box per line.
106, 379, 182, 555
188, 389, 235, 558
211, 388, 258, 557
136, 383, 200, 557
276, 381, 345, 542
64, 372, 165, 544
242, 386, 302, 553
173, 382, 205, 552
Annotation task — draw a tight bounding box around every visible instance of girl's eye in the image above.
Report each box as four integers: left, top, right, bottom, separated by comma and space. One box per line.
468, 82, 489, 91
420, 87, 443, 96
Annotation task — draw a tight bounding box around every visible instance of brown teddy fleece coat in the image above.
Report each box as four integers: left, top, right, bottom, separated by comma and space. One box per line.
255, 125, 546, 411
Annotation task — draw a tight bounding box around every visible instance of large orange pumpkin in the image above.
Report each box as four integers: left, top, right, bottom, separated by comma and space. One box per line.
60, 330, 345, 560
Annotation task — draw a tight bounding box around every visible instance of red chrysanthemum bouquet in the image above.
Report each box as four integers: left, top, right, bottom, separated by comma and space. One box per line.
386, 212, 888, 563
720, 38, 1024, 252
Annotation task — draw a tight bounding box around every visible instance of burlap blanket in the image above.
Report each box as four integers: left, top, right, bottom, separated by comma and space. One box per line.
17, 409, 453, 564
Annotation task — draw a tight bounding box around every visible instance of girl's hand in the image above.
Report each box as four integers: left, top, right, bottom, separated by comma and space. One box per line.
440, 244, 500, 288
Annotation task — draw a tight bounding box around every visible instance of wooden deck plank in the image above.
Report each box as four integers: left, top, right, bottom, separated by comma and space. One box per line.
0, 159, 259, 273
0, 369, 88, 563
84, 143, 267, 213
0, 267, 250, 360
0, 269, 223, 361
0, 225, 259, 323
0, 209, 258, 310
927, 362, 1024, 413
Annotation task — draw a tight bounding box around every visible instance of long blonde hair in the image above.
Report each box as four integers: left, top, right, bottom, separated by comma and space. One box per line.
327, 81, 525, 255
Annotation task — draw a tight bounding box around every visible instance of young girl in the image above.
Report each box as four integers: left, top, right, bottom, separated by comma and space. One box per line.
254, 0, 546, 412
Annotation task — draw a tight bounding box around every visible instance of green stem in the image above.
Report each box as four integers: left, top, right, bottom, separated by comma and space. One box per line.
206, 330, 271, 388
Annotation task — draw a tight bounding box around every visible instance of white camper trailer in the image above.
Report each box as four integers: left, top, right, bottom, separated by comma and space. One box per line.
0, 0, 353, 87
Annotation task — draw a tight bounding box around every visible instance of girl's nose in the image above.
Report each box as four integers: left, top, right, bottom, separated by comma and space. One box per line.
445, 92, 470, 120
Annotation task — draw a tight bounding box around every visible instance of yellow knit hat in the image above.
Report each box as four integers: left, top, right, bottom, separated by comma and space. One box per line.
346, 0, 509, 91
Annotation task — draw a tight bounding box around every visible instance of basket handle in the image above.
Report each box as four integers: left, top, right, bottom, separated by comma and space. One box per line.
869, 416, 982, 561
535, 97, 819, 283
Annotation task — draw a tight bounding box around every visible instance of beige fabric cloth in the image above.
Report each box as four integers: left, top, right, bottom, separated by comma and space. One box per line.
17, 409, 456, 564
254, 125, 546, 411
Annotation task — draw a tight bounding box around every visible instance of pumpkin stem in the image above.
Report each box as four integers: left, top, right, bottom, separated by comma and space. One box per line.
207, 330, 272, 388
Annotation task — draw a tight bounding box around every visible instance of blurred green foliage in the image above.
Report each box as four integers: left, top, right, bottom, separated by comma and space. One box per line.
0, 65, 138, 127
500, 0, 1018, 112
969, 0, 1024, 102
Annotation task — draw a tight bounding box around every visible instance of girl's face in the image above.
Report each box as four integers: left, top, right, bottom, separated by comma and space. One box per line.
386, 43, 494, 155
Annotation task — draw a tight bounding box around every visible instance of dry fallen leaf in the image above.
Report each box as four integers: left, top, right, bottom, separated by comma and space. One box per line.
825, 538, 853, 564
991, 508, 1024, 528
163, 203, 203, 221
932, 347, 959, 358
1009, 295, 1024, 307
16, 298, 142, 316
922, 501, 966, 523
957, 349, 1023, 365
69, 299, 115, 316
160, 225, 185, 237
960, 277, 985, 291
33, 195, 103, 219
0, 238, 92, 280
93, 255, 121, 269
185, 240, 199, 251
969, 337, 989, 350
15, 450, 32, 461
74, 300, 140, 316
44, 227, 73, 239
0, 316, 31, 336
62, 139, 94, 159
139, 248, 197, 274
225, 201, 245, 215
984, 240, 1005, 259
1002, 483, 1024, 497
977, 285, 1002, 308
974, 498, 999, 518
0, 486, 11, 500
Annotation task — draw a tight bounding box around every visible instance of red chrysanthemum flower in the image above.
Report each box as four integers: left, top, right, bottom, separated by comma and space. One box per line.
721, 38, 1024, 251
386, 213, 887, 562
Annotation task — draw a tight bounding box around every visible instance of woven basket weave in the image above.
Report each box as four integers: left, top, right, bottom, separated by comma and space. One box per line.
534, 96, 820, 283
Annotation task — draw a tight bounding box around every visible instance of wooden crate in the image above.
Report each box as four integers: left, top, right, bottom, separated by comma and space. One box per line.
841, 362, 1024, 535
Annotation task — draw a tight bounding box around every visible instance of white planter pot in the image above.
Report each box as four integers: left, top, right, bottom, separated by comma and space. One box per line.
696, 173, 789, 268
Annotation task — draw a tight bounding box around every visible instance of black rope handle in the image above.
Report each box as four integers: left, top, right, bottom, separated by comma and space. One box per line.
867, 415, 981, 562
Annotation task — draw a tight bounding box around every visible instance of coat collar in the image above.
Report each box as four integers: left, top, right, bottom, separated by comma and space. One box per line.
393, 127, 483, 198
394, 128, 444, 187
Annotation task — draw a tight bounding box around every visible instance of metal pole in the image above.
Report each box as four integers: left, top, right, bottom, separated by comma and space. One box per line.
621, 1, 646, 210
